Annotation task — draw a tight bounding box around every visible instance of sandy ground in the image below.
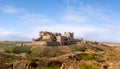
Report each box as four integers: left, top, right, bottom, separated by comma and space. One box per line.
103, 42, 120, 47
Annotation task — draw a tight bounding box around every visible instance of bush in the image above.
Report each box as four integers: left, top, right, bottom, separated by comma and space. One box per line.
80, 63, 99, 69
68, 45, 80, 52
12, 46, 31, 54
0, 46, 15, 53
76, 53, 96, 60
28, 58, 62, 69
108, 52, 116, 57
79, 46, 87, 52
0, 53, 22, 63
28, 46, 65, 58
45, 60, 62, 69
28, 47, 51, 58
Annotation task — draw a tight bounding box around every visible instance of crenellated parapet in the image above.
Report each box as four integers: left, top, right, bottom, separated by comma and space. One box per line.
32, 31, 75, 46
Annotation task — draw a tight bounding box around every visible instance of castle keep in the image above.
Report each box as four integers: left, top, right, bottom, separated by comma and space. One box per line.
32, 31, 74, 46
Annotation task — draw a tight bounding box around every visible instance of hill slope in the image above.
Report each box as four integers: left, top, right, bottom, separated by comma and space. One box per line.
0, 42, 120, 69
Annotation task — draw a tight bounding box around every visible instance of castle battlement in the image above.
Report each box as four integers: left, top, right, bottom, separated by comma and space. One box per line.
32, 31, 74, 46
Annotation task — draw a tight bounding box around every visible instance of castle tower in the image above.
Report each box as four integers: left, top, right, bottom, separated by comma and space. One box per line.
64, 32, 74, 40
39, 31, 44, 37
56, 36, 64, 45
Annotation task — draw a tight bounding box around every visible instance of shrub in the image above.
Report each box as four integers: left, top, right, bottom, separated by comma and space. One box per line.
0, 45, 15, 52
0, 53, 22, 63
27, 46, 66, 59
28, 47, 51, 58
68, 45, 80, 52
79, 46, 87, 52
12, 46, 31, 54
28, 58, 62, 69
108, 52, 116, 57
76, 53, 96, 60
80, 63, 99, 69
45, 60, 62, 69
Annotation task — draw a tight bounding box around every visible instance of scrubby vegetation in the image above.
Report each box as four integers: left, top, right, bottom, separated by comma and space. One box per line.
0, 42, 31, 54
12, 46, 31, 54
0, 41, 120, 69
80, 63, 99, 69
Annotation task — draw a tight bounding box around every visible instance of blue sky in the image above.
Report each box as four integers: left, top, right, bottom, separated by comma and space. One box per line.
0, 0, 120, 42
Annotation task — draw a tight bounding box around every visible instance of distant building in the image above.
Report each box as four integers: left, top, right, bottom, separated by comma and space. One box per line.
32, 31, 74, 46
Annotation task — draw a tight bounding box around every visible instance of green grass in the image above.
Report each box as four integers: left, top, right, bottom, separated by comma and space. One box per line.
27, 46, 65, 59
0, 53, 22, 63
55, 47, 65, 57
0, 41, 117, 69
28, 59, 62, 69
0, 41, 31, 54
45, 61, 62, 69
12, 46, 32, 54
108, 52, 116, 57
0, 42, 15, 49
0, 45, 15, 53
68, 45, 80, 52
80, 63, 99, 69
76, 53, 97, 60
45, 65, 61, 69
27, 47, 54, 58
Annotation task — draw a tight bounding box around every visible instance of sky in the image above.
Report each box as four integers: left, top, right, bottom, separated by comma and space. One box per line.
0, 0, 120, 42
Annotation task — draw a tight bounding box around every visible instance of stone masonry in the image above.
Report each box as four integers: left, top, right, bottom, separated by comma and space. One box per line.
32, 31, 74, 46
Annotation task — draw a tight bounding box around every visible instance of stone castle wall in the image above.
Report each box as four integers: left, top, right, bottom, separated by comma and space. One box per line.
42, 35, 51, 40
32, 31, 74, 46
47, 42, 60, 46
32, 41, 47, 46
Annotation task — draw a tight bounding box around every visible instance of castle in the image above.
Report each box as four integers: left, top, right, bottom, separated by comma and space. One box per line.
16, 31, 99, 46
32, 31, 74, 46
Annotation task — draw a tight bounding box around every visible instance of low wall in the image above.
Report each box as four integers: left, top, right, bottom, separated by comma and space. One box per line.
32, 41, 60, 46
47, 42, 60, 46
32, 41, 47, 46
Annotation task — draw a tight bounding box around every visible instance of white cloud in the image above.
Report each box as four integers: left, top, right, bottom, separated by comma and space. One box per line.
0, 5, 55, 41
31, 24, 120, 42
1, 24, 119, 42
60, 0, 120, 42
64, 14, 86, 22
30, 24, 97, 39
19, 13, 54, 24
0, 2, 120, 43
63, 0, 110, 23
0, 28, 31, 41
0, 5, 54, 25
0, 5, 23, 14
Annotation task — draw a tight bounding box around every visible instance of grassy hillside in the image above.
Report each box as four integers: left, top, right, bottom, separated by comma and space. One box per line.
0, 42, 120, 69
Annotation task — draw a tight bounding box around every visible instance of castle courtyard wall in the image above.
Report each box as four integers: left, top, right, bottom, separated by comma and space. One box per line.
31, 31, 74, 46
32, 41, 60, 46
32, 41, 47, 46
47, 42, 60, 46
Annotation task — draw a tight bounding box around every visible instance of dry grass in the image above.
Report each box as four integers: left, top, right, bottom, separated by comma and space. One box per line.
103, 42, 120, 47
